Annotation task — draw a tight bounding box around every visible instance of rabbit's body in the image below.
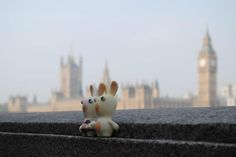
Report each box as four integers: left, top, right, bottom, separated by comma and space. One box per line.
93, 81, 119, 137
95, 117, 118, 136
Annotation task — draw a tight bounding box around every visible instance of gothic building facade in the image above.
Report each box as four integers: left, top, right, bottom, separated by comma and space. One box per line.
60, 55, 83, 99
7, 30, 221, 112
51, 54, 83, 103
118, 81, 193, 109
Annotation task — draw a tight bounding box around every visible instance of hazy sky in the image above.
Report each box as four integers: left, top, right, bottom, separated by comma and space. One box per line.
0, 0, 236, 102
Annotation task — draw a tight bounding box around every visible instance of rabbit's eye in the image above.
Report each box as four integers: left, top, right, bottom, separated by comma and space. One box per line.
85, 119, 91, 124
88, 99, 93, 104
81, 100, 84, 104
101, 96, 106, 102
94, 98, 97, 102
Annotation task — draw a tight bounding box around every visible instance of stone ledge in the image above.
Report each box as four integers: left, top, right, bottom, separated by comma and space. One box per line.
1, 107, 236, 124
0, 107, 236, 157
0, 107, 235, 143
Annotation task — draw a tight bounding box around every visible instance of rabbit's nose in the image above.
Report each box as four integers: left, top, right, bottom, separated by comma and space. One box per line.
95, 103, 99, 113
83, 105, 87, 113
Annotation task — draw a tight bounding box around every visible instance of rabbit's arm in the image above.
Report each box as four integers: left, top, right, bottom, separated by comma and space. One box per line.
108, 120, 119, 131
90, 121, 97, 129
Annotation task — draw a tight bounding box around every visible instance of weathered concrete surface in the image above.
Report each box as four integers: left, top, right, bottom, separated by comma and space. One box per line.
0, 107, 236, 157
1, 107, 236, 124
0, 107, 235, 143
0, 132, 236, 157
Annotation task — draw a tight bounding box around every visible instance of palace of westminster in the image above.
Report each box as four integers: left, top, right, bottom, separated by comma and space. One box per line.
6, 30, 234, 112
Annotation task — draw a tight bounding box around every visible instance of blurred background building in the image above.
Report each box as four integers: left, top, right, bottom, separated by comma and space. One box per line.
4, 30, 235, 113
220, 84, 236, 106
195, 30, 218, 107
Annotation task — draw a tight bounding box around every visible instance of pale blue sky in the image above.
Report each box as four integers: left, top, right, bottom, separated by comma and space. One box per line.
0, 0, 236, 102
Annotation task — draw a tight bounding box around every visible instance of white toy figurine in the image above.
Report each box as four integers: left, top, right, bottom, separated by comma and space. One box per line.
93, 81, 119, 137
79, 85, 97, 136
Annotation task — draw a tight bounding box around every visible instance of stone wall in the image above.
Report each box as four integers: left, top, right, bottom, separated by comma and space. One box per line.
0, 107, 236, 157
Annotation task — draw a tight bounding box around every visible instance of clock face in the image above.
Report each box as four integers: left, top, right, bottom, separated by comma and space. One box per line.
199, 59, 206, 67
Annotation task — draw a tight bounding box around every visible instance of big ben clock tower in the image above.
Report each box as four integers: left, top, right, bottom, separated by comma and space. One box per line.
197, 30, 217, 107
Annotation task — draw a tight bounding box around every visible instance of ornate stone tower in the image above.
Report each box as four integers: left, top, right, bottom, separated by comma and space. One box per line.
60, 54, 83, 99
101, 60, 111, 87
197, 30, 217, 107
152, 80, 160, 98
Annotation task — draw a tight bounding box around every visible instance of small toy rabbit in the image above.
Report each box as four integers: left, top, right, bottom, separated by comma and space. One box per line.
92, 81, 119, 137
79, 85, 97, 136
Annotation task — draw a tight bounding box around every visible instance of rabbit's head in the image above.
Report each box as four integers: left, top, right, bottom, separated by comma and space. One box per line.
95, 81, 118, 117
81, 85, 97, 119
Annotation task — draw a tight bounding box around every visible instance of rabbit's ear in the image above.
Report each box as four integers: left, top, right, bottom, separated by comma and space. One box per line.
89, 85, 94, 96
110, 81, 118, 96
98, 83, 106, 96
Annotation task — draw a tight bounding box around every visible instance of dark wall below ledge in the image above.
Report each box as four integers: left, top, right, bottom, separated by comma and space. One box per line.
0, 107, 236, 157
